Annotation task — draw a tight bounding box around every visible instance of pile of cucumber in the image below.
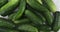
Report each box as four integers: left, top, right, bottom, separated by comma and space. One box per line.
0, 0, 60, 32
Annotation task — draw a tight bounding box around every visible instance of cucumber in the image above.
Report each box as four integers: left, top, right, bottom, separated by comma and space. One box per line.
40, 31, 50, 32
0, 18, 15, 28
11, 0, 26, 21
8, 13, 16, 20
25, 10, 45, 25
37, 0, 42, 4
52, 11, 60, 31
13, 18, 30, 24
17, 24, 38, 32
31, 23, 51, 31
41, 12, 53, 25
0, 0, 19, 16
41, 0, 56, 12
39, 25, 51, 31
0, 0, 8, 8
26, 0, 49, 12
26, 0, 53, 25
27, 5, 46, 22
0, 28, 19, 32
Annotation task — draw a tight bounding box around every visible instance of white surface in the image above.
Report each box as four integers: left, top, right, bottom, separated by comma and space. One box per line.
53, 0, 60, 11
53, 0, 60, 32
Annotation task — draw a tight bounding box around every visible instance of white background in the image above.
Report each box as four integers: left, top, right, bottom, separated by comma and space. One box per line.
53, 0, 60, 11
52, 0, 60, 32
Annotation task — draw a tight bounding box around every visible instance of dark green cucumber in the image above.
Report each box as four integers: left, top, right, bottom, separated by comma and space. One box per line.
52, 11, 60, 31
8, 13, 16, 20
26, 0, 53, 25
0, 28, 19, 32
8, 13, 30, 24
13, 18, 30, 24
0, 0, 8, 8
26, 0, 49, 12
41, 12, 53, 25
25, 10, 44, 25
0, 0, 19, 16
10, 0, 26, 21
17, 24, 38, 32
0, 18, 15, 28
40, 31, 50, 32
31, 23, 51, 31
27, 5, 46, 22
39, 25, 51, 31
41, 0, 56, 12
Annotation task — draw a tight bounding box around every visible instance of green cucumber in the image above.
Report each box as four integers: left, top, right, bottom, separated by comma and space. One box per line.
41, 12, 53, 25
40, 31, 50, 32
0, 0, 8, 8
25, 10, 44, 25
26, 0, 49, 12
8, 13, 16, 20
52, 11, 60, 31
0, 18, 15, 28
0, 28, 19, 32
10, 0, 26, 21
31, 23, 51, 31
0, 0, 19, 16
17, 24, 38, 32
27, 5, 46, 22
37, 0, 42, 4
13, 18, 30, 24
41, 0, 56, 12
26, 0, 53, 25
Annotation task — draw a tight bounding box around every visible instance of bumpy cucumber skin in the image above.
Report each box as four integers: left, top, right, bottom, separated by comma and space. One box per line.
52, 11, 60, 31
27, 5, 46, 22
13, 18, 30, 24
0, 28, 19, 32
42, 0, 56, 12
26, 0, 53, 25
18, 24, 38, 32
8, 13, 16, 20
0, 0, 8, 8
11, 0, 26, 21
26, 0, 49, 12
31, 23, 51, 31
25, 10, 45, 25
41, 12, 53, 25
0, 18, 15, 28
0, 0, 19, 16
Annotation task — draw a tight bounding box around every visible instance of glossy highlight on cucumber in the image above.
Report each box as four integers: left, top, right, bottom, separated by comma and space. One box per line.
0, 0, 19, 16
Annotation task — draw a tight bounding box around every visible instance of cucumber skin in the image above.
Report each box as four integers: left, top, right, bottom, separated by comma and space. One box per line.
26, 0, 49, 12
0, 28, 19, 32
26, 0, 53, 25
37, 0, 42, 4
8, 13, 16, 20
18, 24, 38, 32
13, 18, 30, 24
11, 0, 26, 21
0, 0, 8, 8
27, 5, 46, 22
52, 11, 60, 31
0, 0, 19, 16
41, 12, 53, 25
31, 23, 51, 31
0, 18, 15, 28
41, 0, 56, 12
25, 10, 45, 25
